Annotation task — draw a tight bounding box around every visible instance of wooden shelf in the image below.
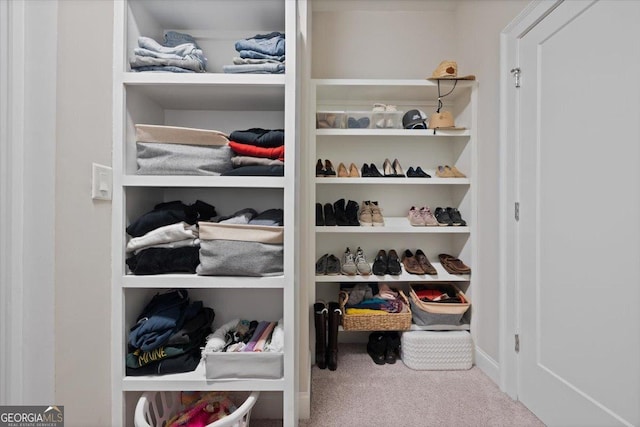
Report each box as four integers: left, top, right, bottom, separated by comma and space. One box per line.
121, 274, 286, 289
315, 262, 470, 282
316, 128, 470, 137
122, 175, 285, 188
315, 177, 470, 185
316, 217, 470, 233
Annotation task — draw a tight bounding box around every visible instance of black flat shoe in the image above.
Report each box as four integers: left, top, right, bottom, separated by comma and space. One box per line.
416, 166, 431, 178
361, 163, 371, 177
407, 167, 417, 177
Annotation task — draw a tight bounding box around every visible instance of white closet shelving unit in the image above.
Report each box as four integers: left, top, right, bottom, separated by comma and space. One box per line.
111, 1, 297, 425
309, 79, 477, 343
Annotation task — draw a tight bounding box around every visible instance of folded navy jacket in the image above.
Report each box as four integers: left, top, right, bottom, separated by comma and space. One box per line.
126, 200, 216, 237
128, 290, 193, 352
229, 128, 284, 148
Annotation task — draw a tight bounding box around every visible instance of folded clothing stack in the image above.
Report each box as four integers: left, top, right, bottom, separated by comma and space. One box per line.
223, 32, 285, 74
126, 289, 215, 376
340, 283, 408, 315
224, 128, 285, 176
130, 31, 207, 73
125, 200, 217, 275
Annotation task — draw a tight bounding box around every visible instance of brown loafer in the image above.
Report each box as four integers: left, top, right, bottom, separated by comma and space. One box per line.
438, 253, 471, 274
415, 249, 437, 275
402, 249, 425, 275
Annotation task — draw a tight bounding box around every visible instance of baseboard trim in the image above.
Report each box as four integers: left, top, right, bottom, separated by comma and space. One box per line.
298, 391, 310, 420
475, 345, 500, 385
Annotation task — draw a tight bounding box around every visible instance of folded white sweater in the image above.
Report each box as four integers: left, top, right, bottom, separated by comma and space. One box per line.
126, 222, 198, 253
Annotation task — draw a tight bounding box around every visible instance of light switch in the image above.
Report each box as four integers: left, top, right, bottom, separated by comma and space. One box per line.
92, 163, 112, 201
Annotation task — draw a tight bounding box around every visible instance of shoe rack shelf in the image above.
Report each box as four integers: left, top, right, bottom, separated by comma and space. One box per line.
316, 221, 470, 233
112, 0, 297, 425
315, 177, 470, 185
309, 78, 477, 340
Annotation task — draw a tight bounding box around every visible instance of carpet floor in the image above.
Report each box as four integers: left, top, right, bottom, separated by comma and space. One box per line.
253, 343, 545, 427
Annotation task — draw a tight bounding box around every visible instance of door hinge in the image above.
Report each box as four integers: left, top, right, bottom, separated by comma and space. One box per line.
510, 67, 521, 88
515, 202, 520, 221
515, 334, 520, 353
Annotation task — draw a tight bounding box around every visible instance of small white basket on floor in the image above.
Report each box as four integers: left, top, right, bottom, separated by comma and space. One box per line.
134, 390, 260, 427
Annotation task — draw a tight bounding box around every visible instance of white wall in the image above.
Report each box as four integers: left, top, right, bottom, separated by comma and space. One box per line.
55, 1, 113, 425
455, 0, 530, 367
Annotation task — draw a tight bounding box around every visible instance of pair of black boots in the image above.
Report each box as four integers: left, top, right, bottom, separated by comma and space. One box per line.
316, 199, 359, 226
314, 301, 342, 370
367, 331, 401, 365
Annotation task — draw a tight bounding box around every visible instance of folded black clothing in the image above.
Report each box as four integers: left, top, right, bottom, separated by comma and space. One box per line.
221, 165, 284, 176
125, 347, 202, 376
126, 246, 200, 275
248, 208, 284, 226
167, 307, 215, 346
126, 200, 216, 237
229, 128, 284, 148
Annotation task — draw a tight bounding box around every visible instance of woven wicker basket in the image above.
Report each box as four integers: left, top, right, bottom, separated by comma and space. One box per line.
338, 289, 412, 331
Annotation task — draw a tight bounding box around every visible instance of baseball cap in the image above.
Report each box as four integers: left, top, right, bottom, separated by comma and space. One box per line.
402, 109, 427, 129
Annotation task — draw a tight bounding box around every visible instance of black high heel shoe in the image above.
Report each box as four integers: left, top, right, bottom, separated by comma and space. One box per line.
324, 160, 336, 177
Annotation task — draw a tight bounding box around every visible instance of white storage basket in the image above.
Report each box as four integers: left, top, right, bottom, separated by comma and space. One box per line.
401, 330, 473, 370
134, 390, 259, 427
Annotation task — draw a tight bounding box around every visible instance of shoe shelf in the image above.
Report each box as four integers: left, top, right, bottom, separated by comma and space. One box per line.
315, 262, 470, 283
122, 176, 286, 188
316, 129, 470, 137
338, 324, 470, 332
121, 274, 286, 289
122, 361, 285, 392
315, 177, 470, 185
316, 217, 470, 233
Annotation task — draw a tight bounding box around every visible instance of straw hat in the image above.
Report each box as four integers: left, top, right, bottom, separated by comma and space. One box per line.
428, 110, 465, 130
429, 60, 475, 80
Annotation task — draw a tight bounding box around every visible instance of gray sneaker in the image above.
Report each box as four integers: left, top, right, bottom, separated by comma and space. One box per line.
355, 247, 372, 275
341, 247, 358, 275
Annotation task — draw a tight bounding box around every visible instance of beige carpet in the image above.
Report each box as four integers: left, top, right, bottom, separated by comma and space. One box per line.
253, 343, 545, 427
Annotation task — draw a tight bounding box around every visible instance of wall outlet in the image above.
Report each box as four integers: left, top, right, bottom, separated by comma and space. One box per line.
92, 163, 112, 201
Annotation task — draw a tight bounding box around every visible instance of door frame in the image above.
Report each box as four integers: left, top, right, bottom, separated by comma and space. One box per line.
0, 0, 26, 404
498, 0, 562, 400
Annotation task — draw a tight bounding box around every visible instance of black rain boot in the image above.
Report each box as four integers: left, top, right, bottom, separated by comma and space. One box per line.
313, 302, 328, 369
323, 203, 337, 226
367, 331, 387, 365
333, 198, 349, 226
327, 301, 342, 370
345, 200, 360, 226
316, 203, 324, 226
384, 331, 401, 364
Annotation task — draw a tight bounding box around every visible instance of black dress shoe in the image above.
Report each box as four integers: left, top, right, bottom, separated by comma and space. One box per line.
386, 249, 402, 275
372, 249, 388, 275
416, 166, 431, 178
369, 163, 383, 177
407, 167, 417, 177
361, 163, 371, 177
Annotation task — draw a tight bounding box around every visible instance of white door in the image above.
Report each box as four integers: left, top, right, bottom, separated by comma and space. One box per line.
516, 1, 640, 425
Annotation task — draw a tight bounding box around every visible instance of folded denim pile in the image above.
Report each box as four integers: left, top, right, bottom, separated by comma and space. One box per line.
223, 32, 286, 74
129, 31, 207, 73
224, 128, 285, 176
126, 289, 215, 376
204, 318, 284, 353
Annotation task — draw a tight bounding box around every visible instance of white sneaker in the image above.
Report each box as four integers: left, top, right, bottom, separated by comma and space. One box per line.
341, 247, 358, 275
355, 247, 372, 275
